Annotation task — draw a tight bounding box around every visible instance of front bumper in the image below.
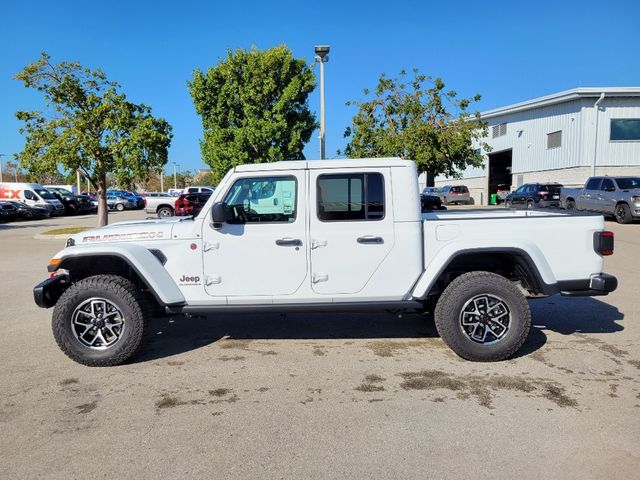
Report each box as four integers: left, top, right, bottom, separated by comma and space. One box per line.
559, 273, 618, 297
33, 274, 69, 308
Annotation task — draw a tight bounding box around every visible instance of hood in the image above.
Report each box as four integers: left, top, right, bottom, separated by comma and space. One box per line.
70, 217, 191, 245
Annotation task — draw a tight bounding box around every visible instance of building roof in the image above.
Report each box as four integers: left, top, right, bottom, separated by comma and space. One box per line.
481, 87, 640, 120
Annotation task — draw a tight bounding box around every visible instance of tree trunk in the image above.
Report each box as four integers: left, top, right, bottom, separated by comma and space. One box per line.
97, 172, 109, 227
426, 171, 435, 187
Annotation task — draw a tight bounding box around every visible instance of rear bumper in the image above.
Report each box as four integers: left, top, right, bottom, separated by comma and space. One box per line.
559, 273, 618, 297
33, 275, 69, 308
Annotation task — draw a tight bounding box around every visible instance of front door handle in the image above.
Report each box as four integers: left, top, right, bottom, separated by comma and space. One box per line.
357, 236, 384, 244
275, 238, 302, 247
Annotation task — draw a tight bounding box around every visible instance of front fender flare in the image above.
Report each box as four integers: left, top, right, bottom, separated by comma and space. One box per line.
52, 243, 185, 306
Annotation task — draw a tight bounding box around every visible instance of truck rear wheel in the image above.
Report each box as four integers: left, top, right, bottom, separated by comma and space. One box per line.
157, 206, 174, 217
614, 203, 632, 224
434, 271, 531, 361
52, 275, 147, 366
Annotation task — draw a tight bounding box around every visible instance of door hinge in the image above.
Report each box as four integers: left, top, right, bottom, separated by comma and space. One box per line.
205, 275, 221, 286
204, 242, 220, 252
312, 273, 329, 283
311, 239, 327, 249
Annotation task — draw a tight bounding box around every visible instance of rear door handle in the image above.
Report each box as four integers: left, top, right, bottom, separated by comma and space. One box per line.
357, 236, 383, 244
275, 238, 302, 247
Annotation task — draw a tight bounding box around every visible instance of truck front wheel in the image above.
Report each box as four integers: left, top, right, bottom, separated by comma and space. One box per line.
614, 203, 632, 224
434, 271, 531, 361
52, 275, 147, 366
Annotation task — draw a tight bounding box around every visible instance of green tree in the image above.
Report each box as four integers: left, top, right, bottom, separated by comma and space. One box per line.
14, 52, 172, 226
189, 45, 316, 183
344, 69, 490, 183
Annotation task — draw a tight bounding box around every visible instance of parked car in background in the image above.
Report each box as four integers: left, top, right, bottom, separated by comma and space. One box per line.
505, 183, 562, 209
561, 176, 640, 224
144, 192, 176, 217
106, 192, 136, 211
5, 201, 50, 219
46, 187, 95, 215
438, 185, 471, 205
108, 190, 145, 210
0, 201, 19, 222
0, 182, 64, 215
421, 187, 439, 196
184, 186, 215, 194
420, 191, 445, 212
495, 184, 511, 204
174, 192, 212, 216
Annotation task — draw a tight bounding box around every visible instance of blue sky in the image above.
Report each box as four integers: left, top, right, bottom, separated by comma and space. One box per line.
1, 0, 639, 175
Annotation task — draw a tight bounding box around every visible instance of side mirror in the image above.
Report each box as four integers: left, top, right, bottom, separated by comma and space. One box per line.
211, 202, 227, 227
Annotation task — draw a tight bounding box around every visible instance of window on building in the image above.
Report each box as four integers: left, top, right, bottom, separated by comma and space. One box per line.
547, 130, 562, 149
491, 123, 507, 138
317, 173, 385, 221
610, 119, 640, 141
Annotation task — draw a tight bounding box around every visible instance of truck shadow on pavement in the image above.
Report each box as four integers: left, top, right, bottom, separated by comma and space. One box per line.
133, 295, 624, 364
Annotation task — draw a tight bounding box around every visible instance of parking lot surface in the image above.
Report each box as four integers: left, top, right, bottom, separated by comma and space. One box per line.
1, 211, 639, 479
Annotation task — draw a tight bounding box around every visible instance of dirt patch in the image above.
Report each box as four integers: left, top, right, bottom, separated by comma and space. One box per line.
220, 339, 253, 350
355, 383, 385, 392
313, 347, 327, 356
60, 378, 79, 386
398, 370, 577, 409
542, 385, 578, 408
365, 340, 439, 358
218, 355, 246, 362
259, 350, 277, 356
75, 401, 98, 414
365, 374, 385, 383
628, 360, 640, 370
209, 388, 231, 397
156, 395, 180, 409
257, 387, 269, 393
167, 360, 185, 366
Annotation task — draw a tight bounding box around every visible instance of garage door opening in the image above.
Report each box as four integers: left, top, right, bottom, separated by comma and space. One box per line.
488, 149, 513, 203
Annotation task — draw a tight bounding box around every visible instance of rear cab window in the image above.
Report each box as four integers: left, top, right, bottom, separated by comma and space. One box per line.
317, 173, 384, 221
585, 178, 602, 190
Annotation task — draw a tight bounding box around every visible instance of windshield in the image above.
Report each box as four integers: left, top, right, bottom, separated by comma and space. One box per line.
35, 189, 56, 200
615, 177, 640, 190
57, 188, 73, 195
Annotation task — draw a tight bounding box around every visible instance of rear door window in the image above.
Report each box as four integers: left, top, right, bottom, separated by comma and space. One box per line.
317, 173, 384, 221
601, 178, 615, 191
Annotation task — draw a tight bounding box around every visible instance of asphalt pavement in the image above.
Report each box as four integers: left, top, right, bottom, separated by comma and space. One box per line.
0, 210, 638, 479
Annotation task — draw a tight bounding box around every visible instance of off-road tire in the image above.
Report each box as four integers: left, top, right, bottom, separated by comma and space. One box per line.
434, 271, 531, 361
614, 203, 632, 224
52, 275, 147, 366
157, 206, 174, 217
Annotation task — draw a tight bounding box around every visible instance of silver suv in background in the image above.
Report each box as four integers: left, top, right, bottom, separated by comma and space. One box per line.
562, 176, 640, 224
438, 185, 471, 205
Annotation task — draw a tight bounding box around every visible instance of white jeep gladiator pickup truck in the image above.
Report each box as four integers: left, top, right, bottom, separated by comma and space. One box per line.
34, 158, 617, 366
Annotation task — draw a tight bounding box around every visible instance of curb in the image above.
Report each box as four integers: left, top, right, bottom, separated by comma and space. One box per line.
34, 233, 74, 240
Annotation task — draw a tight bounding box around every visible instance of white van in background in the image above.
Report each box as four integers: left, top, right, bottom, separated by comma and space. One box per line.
0, 183, 65, 215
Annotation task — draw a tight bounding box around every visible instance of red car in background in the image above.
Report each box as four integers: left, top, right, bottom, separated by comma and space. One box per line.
174, 192, 212, 216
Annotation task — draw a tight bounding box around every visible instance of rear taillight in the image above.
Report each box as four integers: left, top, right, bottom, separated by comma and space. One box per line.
594, 231, 614, 256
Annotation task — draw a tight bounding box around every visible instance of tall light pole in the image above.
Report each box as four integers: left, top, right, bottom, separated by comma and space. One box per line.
0, 153, 7, 182
160, 169, 164, 192
173, 162, 179, 190
314, 45, 330, 160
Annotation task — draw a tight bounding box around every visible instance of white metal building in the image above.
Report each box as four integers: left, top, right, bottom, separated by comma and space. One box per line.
426, 87, 640, 205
